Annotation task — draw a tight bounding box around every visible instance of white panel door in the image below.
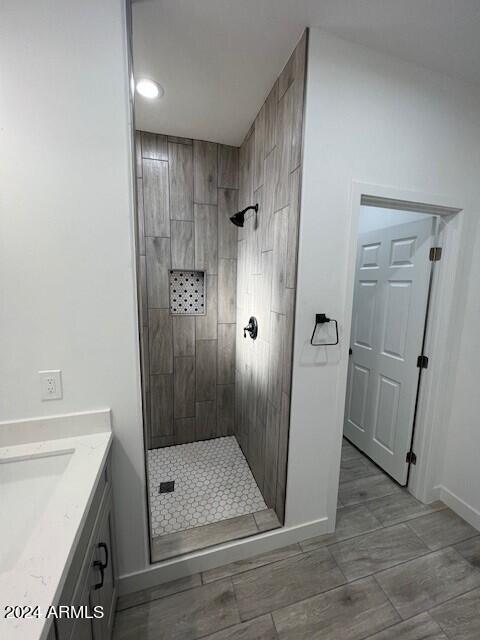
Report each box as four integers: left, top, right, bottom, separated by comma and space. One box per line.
344, 217, 435, 484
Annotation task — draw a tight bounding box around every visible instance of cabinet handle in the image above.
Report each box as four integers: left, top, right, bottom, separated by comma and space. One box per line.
93, 560, 105, 590
98, 542, 109, 570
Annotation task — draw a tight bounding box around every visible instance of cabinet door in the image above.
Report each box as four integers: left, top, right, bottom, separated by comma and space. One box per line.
70, 579, 94, 640
56, 545, 96, 640
90, 501, 116, 640
45, 623, 57, 640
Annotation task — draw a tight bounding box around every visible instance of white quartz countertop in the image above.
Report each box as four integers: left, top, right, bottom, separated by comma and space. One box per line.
0, 410, 112, 640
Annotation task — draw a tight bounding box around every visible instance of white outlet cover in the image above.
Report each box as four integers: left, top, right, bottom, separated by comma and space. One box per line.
39, 370, 63, 401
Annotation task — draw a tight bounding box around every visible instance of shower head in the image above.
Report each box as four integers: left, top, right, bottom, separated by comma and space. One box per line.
230, 203, 258, 228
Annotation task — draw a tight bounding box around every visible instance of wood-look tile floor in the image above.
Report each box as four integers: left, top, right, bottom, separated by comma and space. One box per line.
114, 438, 480, 640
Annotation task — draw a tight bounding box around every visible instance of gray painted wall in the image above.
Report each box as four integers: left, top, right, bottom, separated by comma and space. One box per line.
235, 32, 307, 522
136, 133, 239, 448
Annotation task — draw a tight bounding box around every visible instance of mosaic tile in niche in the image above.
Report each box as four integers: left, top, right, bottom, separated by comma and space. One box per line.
169, 270, 205, 315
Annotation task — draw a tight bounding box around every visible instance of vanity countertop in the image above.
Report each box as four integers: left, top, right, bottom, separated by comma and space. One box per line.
0, 410, 113, 640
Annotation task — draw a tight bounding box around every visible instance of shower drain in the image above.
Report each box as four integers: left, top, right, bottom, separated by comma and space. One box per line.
159, 480, 175, 494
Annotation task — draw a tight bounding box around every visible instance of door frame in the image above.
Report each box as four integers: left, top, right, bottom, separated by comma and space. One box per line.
339, 182, 464, 504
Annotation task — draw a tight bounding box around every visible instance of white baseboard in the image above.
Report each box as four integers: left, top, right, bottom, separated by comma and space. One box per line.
421, 484, 441, 505
118, 516, 330, 596
436, 485, 480, 531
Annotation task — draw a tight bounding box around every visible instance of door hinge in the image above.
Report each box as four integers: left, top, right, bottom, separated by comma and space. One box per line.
406, 451, 417, 465
417, 355, 429, 369
429, 247, 442, 261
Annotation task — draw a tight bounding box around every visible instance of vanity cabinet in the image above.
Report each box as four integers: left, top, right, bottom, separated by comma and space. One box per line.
54, 452, 116, 640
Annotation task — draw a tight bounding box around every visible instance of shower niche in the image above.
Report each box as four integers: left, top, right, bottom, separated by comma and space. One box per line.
133, 29, 307, 562
169, 270, 206, 316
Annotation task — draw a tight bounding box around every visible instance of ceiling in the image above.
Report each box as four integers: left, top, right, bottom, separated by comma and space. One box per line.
132, 0, 480, 146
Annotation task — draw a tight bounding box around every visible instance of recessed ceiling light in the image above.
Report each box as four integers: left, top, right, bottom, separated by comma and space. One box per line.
136, 79, 163, 99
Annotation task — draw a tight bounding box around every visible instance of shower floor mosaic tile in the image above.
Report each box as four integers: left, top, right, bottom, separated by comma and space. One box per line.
147, 436, 267, 537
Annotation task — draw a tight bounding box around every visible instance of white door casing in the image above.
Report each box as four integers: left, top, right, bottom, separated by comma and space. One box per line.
344, 216, 435, 484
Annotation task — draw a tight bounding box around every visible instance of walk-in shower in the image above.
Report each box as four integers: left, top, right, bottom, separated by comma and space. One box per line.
133, 28, 308, 562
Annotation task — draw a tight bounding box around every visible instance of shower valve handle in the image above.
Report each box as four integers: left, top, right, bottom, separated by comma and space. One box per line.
243, 316, 258, 340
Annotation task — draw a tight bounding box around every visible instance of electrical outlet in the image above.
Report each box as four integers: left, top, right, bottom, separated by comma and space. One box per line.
39, 370, 63, 400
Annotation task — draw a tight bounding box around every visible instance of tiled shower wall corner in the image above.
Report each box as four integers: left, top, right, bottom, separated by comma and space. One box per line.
235, 31, 307, 522
135, 133, 239, 448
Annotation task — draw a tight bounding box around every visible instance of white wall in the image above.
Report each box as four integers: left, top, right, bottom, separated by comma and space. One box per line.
0, 0, 149, 576
288, 29, 480, 531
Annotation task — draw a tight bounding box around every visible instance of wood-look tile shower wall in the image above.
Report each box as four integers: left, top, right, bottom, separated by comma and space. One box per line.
135, 132, 239, 448
235, 32, 307, 522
